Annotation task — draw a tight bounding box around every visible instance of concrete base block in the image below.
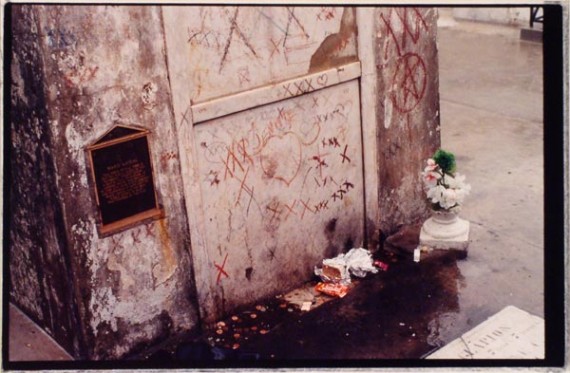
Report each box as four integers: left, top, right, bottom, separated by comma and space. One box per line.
520, 28, 543, 43
419, 211, 470, 252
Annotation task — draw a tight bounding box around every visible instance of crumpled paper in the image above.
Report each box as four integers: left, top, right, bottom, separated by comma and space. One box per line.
314, 248, 378, 284
344, 248, 379, 278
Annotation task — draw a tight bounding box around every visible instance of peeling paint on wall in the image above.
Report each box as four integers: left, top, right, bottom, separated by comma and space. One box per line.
9, 5, 84, 356
10, 5, 200, 360
309, 7, 358, 72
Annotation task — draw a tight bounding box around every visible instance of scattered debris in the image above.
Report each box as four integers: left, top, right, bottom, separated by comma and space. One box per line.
200, 253, 382, 357
420, 245, 433, 253
315, 248, 378, 285
374, 260, 390, 271
413, 247, 421, 262
322, 262, 348, 282
283, 285, 319, 308
345, 248, 379, 277
315, 282, 349, 298
315, 257, 350, 284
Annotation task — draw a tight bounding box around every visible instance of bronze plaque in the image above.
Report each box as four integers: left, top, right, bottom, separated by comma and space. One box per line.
88, 127, 160, 232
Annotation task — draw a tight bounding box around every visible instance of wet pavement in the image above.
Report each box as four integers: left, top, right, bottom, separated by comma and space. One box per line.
140, 248, 468, 362
228, 251, 463, 360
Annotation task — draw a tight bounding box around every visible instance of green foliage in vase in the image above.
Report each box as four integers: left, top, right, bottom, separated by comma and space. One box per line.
433, 149, 456, 174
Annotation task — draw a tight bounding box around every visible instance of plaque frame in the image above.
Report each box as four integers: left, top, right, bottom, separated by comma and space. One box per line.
87, 125, 163, 236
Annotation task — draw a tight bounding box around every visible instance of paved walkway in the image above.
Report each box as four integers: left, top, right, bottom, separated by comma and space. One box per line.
6, 304, 72, 362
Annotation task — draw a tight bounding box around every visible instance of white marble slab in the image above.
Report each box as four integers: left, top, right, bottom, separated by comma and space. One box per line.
427, 305, 544, 359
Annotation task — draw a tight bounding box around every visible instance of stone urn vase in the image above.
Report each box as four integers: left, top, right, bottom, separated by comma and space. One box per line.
419, 209, 470, 252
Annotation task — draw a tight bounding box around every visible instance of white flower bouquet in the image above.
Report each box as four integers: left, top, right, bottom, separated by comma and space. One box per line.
422, 149, 471, 211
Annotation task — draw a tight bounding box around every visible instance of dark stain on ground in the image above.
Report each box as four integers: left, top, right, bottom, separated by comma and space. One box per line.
142, 250, 463, 361
237, 253, 461, 359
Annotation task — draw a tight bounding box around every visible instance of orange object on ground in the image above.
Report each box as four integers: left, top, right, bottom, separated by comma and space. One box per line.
315, 282, 350, 298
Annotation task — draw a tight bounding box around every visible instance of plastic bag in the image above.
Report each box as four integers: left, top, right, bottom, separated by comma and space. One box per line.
344, 248, 379, 278
314, 248, 378, 283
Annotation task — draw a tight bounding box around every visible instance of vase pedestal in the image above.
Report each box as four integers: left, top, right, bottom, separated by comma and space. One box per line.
420, 210, 470, 253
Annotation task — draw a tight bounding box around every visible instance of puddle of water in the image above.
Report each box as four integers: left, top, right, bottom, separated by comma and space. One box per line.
143, 250, 465, 361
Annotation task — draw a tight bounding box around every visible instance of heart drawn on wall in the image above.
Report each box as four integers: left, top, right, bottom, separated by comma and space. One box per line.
260, 133, 302, 186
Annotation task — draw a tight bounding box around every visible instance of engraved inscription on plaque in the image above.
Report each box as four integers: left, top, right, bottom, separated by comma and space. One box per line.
87, 126, 161, 234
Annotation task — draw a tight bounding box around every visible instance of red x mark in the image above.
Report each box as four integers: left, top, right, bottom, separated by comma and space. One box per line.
215, 253, 229, 284
283, 200, 297, 219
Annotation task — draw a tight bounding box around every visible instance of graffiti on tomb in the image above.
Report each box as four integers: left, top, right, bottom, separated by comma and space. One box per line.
196, 81, 364, 289
166, 6, 349, 102
380, 8, 429, 114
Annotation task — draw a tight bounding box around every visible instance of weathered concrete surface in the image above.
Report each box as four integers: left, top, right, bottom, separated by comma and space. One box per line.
374, 8, 441, 236
9, 5, 83, 357
163, 6, 364, 324
162, 6, 357, 104
9, 5, 200, 359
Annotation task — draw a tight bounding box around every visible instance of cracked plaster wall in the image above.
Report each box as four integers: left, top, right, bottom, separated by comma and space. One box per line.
373, 8, 441, 236
9, 5, 199, 360
9, 5, 84, 357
